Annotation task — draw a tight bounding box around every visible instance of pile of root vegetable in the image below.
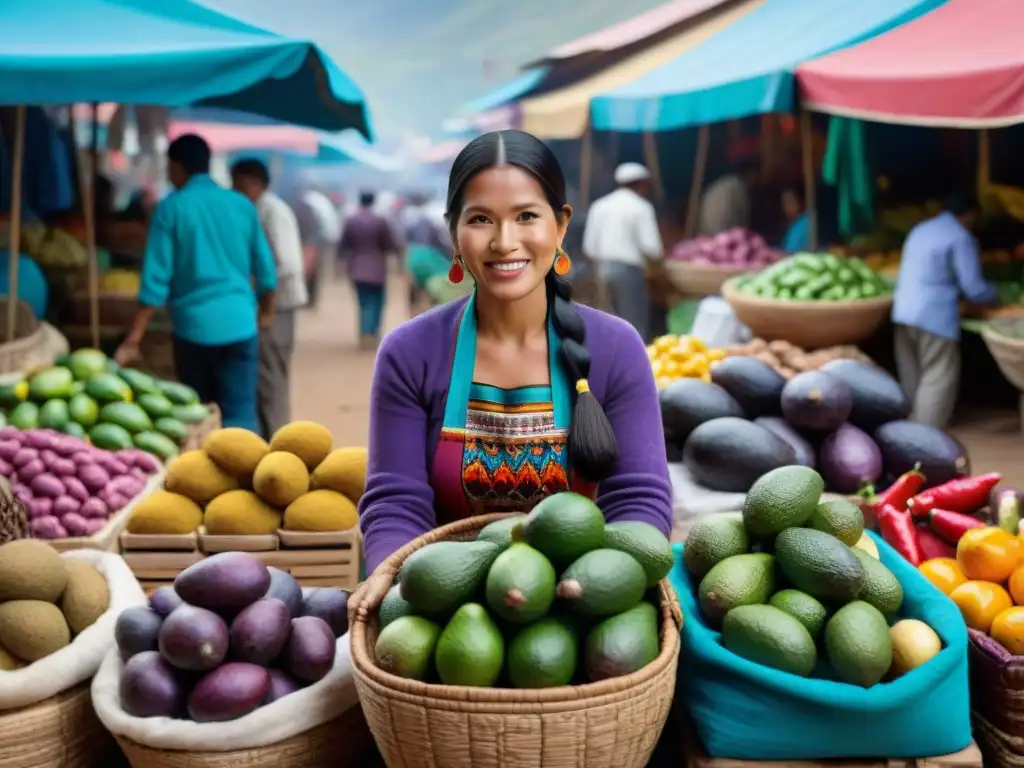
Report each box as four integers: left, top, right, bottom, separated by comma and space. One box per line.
723, 338, 875, 380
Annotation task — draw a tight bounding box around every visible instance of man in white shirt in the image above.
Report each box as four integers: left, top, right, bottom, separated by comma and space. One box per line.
231, 159, 309, 437
300, 187, 341, 309
582, 162, 663, 341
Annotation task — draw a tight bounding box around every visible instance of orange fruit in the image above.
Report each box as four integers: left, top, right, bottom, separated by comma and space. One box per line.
918, 558, 968, 595
1010, 565, 1024, 605
956, 526, 1022, 583
991, 607, 1024, 655
949, 580, 1013, 633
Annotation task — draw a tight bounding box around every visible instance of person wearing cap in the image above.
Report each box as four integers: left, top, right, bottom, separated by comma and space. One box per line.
698, 159, 758, 236
582, 162, 663, 341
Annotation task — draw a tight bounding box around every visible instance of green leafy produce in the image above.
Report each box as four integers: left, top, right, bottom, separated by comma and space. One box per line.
735, 253, 891, 302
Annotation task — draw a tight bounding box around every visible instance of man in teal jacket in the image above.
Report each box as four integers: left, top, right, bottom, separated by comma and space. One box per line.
115, 134, 278, 434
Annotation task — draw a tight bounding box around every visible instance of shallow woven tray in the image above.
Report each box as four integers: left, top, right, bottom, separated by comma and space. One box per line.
722, 277, 893, 350
0, 683, 111, 768
982, 325, 1024, 391
114, 704, 373, 768
350, 513, 683, 768
664, 261, 756, 298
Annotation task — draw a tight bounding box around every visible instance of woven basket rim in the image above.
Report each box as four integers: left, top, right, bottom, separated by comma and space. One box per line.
350, 513, 683, 709
722, 276, 894, 311
982, 323, 1024, 351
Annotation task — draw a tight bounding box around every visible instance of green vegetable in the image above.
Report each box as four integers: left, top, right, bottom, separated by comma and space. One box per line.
741, 254, 893, 303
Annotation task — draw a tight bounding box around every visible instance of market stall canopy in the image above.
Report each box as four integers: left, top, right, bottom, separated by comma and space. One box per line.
169, 122, 320, 155
457, 68, 550, 117
521, 0, 762, 139
0, 0, 373, 138
798, 0, 1024, 128
589, 0, 945, 133
531, 0, 739, 65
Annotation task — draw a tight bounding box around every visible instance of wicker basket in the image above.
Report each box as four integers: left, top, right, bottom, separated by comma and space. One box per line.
0, 298, 47, 376
113, 705, 373, 768
0, 683, 112, 768
664, 261, 755, 298
982, 324, 1024, 391
722, 277, 893, 349
350, 514, 684, 768
0, 475, 28, 544
182, 404, 222, 452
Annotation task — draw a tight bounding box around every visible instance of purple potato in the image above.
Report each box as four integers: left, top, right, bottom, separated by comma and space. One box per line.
0, 427, 18, 440
85, 518, 106, 534
79, 497, 109, 519
17, 459, 45, 483
77, 464, 111, 493
229, 598, 292, 666
29, 515, 67, 538
119, 651, 188, 719
12, 448, 38, 467
53, 495, 81, 517
282, 616, 336, 683
187, 663, 271, 723
149, 586, 184, 617
25, 497, 52, 519
0, 440, 19, 462
40, 449, 58, 465
263, 669, 304, 704
115, 606, 165, 659
264, 568, 303, 618
62, 476, 89, 503
51, 458, 77, 477
30, 474, 65, 499
174, 552, 271, 618
0, 458, 12, 477
23, 431, 54, 450
158, 605, 229, 672
62, 512, 91, 536
301, 588, 350, 638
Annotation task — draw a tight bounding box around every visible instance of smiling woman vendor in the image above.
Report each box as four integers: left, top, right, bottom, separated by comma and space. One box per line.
358, 130, 673, 574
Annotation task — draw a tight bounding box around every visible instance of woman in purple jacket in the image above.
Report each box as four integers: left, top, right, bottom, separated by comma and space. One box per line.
359, 130, 673, 574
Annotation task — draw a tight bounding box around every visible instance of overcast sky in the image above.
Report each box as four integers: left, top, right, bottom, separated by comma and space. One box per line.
199, 0, 669, 144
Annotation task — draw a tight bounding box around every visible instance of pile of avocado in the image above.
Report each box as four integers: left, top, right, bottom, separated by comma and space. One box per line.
735, 253, 892, 302
0, 349, 208, 460
373, 493, 674, 689
685, 465, 927, 688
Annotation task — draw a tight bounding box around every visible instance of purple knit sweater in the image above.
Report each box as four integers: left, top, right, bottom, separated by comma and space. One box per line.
358, 297, 673, 573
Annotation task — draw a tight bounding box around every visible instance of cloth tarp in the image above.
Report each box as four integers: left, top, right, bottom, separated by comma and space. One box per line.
590, 0, 945, 133
798, 0, 1024, 127
458, 68, 549, 116
821, 116, 876, 239
520, 0, 763, 140
0, 0, 371, 137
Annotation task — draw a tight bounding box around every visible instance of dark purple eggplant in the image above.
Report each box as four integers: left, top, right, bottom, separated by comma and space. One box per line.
873, 420, 968, 489
780, 371, 852, 433
818, 423, 882, 494
754, 417, 815, 468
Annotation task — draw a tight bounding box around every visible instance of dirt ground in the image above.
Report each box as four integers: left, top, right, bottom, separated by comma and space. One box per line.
292, 276, 1024, 486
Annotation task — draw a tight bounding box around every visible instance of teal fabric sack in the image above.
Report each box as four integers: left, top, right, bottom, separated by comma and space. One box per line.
670, 531, 971, 760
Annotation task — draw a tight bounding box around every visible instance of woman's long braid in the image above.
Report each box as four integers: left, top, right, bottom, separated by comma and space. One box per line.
546, 270, 619, 482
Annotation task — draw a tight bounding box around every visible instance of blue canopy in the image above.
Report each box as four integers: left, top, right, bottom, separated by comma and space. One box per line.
590, 0, 945, 133
458, 68, 549, 115
0, 0, 372, 138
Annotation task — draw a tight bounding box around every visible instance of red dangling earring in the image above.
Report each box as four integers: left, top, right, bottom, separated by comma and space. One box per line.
448, 257, 464, 284
554, 248, 571, 276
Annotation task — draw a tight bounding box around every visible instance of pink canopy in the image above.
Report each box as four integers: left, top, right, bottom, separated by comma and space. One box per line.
167, 122, 318, 154
798, 0, 1024, 127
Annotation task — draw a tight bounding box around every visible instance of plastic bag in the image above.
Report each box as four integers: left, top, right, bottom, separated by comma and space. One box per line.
0, 550, 147, 710
92, 634, 359, 752
670, 531, 971, 760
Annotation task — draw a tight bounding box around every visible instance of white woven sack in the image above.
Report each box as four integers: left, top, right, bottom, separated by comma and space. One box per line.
0, 549, 147, 710
92, 633, 359, 752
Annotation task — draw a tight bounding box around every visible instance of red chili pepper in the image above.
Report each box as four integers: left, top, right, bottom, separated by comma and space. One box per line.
916, 525, 956, 561
908, 473, 1002, 518
877, 504, 924, 566
864, 464, 926, 512
929, 508, 986, 544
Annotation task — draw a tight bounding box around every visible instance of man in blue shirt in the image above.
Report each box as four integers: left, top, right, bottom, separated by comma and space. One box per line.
115, 134, 278, 434
892, 192, 997, 428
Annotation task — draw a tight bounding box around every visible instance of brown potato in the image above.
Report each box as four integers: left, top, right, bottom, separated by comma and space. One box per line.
748, 338, 768, 352
767, 340, 793, 355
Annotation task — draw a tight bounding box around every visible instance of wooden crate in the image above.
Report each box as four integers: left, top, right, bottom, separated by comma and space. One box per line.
48, 469, 165, 553
199, 529, 278, 553
686, 727, 983, 768
257, 528, 361, 589
120, 528, 203, 592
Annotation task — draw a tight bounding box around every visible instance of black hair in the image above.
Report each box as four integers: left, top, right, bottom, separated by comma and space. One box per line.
945, 191, 979, 217
782, 186, 805, 207
445, 129, 619, 483
167, 134, 211, 176
230, 158, 270, 187
359, 191, 376, 207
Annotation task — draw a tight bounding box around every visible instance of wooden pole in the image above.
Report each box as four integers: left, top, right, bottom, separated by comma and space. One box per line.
6, 107, 26, 343
684, 124, 710, 238
643, 132, 665, 202
69, 106, 101, 348
800, 111, 818, 251
977, 129, 991, 198
579, 123, 594, 210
